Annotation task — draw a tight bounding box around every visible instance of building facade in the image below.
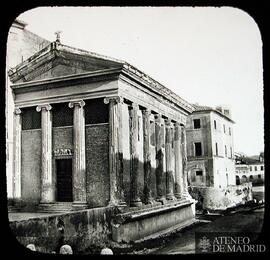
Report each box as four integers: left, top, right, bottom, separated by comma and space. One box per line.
8, 39, 196, 242
186, 104, 236, 188
235, 154, 264, 185
6, 19, 50, 198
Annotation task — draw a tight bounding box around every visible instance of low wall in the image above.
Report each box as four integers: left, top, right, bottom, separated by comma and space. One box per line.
112, 200, 196, 243
9, 207, 114, 253
189, 182, 253, 211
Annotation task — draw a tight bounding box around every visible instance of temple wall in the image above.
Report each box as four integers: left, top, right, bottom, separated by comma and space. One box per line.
21, 130, 42, 203
85, 124, 109, 207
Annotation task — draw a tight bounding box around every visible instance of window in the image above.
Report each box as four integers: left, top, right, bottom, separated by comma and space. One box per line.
214, 120, 217, 129
52, 103, 73, 127
193, 119, 201, 129
255, 166, 257, 171
22, 107, 41, 130
258, 174, 261, 179
223, 124, 226, 133
229, 127, 231, 136
194, 142, 202, 156
225, 145, 227, 157
250, 166, 252, 171
196, 170, 203, 176
261, 166, 264, 171
236, 170, 238, 173
215, 142, 218, 156
249, 175, 253, 180
230, 147, 233, 158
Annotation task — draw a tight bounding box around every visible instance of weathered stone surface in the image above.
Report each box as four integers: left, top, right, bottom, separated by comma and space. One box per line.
189, 182, 253, 211
59, 244, 73, 254
86, 125, 109, 207
111, 201, 195, 243
21, 130, 42, 203
9, 207, 114, 253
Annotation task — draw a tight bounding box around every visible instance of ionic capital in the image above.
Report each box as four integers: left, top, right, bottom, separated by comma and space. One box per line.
14, 108, 22, 115
165, 119, 172, 127
68, 100, 85, 109
154, 114, 162, 124
104, 96, 123, 105
142, 108, 151, 116
36, 104, 52, 112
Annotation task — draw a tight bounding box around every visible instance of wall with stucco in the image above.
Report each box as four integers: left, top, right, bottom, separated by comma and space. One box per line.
85, 124, 109, 207
189, 182, 253, 211
9, 207, 114, 253
21, 130, 42, 203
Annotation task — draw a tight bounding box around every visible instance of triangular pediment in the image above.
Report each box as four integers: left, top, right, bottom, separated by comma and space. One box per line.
8, 42, 124, 83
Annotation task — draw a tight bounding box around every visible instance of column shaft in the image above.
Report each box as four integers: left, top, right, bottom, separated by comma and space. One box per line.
129, 103, 142, 207
36, 104, 54, 203
142, 109, 154, 204
155, 115, 166, 203
181, 125, 191, 199
174, 122, 183, 199
69, 101, 87, 205
104, 97, 126, 206
13, 108, 22, 199
165, 120, 175, 200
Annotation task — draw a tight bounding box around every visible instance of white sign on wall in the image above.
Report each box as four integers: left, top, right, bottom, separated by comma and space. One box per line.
54, 148, 73, 156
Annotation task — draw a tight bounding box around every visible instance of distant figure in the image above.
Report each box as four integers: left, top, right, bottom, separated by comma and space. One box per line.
26, 244, 36, 251
59, 245, 73, 254
100, 247, 113, 255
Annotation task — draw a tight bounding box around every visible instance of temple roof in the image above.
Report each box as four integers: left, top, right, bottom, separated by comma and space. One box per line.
8, 41, 194, 113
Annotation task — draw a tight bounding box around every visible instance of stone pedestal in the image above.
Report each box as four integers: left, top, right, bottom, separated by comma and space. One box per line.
155, 115, 166, 204
36, 104, 54, 203
104, 97, 126, 206
69, 100, 87, 206
129, 103, 142, 207
13, 108, 22, 199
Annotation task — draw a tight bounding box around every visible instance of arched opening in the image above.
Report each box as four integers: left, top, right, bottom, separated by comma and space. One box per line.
236, 175, 240, 185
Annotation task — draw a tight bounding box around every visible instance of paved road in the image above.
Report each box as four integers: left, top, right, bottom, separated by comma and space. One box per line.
152, 206, 264, 254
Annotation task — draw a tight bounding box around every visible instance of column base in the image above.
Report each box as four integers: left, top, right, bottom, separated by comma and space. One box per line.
166, 194, 177, 201
130, 199, 143, 207
174, 193, 182, 199
72, 201, 88, 210
156, 197, 167, 205
181, 192, 193, 201
145, 198, 155, 205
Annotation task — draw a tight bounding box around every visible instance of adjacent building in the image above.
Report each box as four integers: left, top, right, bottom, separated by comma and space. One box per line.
6, 19, 50, 198
186, 104, 235, 188
235, 153, 264, 185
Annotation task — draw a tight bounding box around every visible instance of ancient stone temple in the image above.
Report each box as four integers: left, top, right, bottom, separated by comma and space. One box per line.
8, 40, 196, 243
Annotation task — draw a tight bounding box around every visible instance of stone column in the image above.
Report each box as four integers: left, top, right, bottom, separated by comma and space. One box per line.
13, 108, 22, 199
165, 119, 176, 200
181, 125, 192, 199
36, 104, 54, 203
174, 122, 183, 199
142, 109, 154, 204
155, 114, 166, 204
68, 100, 87, 206
129, 103, 142, 207
104, 96, 126, 206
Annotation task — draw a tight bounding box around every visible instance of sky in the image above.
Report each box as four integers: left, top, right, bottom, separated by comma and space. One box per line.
16, 6, 264, 156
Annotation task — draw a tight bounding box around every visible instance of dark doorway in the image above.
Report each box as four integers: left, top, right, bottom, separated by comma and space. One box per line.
56, 159, 73, 202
